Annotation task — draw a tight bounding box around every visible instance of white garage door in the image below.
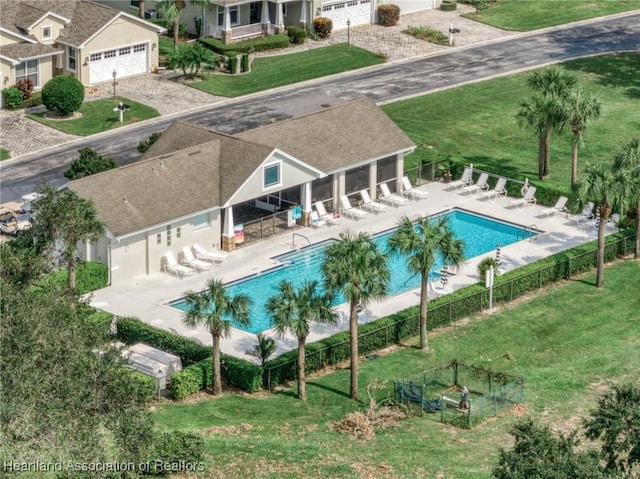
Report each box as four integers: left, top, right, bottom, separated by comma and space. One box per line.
89, 43, 148, 84
321, 0, 372, 30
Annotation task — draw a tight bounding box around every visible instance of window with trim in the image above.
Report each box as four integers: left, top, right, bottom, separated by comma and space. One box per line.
104, 49, 116, 59
217, 6, 239, 26
67, 46, 76, 71
193, 212, 209, 230
15, 60, 39, 87
166, 225, 172, 246
176, 227, 181, 239
263, 163, 281, 189
156, 233, 161, 245
42, 26, 52, 40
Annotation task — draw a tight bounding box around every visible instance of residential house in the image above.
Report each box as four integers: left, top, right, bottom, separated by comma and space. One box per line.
98, 0, 441, 44
68, 98, 415, 284
0, 0, 165, 93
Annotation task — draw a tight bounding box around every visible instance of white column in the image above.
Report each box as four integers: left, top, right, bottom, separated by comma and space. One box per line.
334, 171, 346, 207
395, 153, 404, 193
222, 205, 235, 239
223, 6, 232, 31
275, 2, 284, 29
301, 181, 312, 213
299, 0, 307, 27
369, 162, 378, 199
261, 0, 271, 24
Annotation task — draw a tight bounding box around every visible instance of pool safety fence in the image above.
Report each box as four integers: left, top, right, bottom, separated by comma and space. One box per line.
263, 230, 635, 392
394, 360, 524, 428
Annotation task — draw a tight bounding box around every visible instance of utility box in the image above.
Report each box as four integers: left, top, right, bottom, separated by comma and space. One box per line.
123, 343, 182, 394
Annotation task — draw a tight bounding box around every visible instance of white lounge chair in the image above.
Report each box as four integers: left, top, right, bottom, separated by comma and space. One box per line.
542, 196, 568, 217
461, 173, 490, 196
568, 202, 594, 224
314, 201, 342, 225
309, 210, 326, 228
182, 246, 211, 271
449, 167, 474, 190
481, 177, 508, 202
339, 195, 368, 220
359, 189, 388, 213
378, 182, 408, 206
164, 251, 195, 278
509, 186, 537, 209
428, 280, 453, 298
193, 243, 228, 263
401, 176, 429, 200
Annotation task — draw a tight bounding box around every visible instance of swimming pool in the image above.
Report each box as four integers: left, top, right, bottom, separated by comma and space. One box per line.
171, 209, 530, 334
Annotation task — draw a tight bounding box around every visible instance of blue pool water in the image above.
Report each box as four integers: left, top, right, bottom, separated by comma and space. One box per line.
171, 209, 528, 334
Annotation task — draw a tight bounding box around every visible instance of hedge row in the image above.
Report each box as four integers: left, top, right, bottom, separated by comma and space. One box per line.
116, 316, 262, 395
200, 34, 290, 54
46, 261, 109, 294
264, 229, 636, 388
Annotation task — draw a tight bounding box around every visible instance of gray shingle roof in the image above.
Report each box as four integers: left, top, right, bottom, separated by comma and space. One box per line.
238, 97, 415, 173
0, 43, 63, 62
70, 142, 224, 238
0, 0, 161, 48
71, 99, 415, 237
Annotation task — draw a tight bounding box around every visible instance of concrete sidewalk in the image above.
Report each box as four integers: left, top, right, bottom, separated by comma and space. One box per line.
0, 4, 510, 158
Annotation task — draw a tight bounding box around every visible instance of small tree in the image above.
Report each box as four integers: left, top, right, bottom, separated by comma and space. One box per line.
64, 147, 117, 180
584, 383, 640, 476
313, 17, 333, 39
378, 5, 400, 27
168, 43, 215, 79
245, 333, 276, 367
41, 75, 84, 117
137, 131, 163, 153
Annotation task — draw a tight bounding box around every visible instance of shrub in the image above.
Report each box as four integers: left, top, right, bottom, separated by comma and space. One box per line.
171, 362, 208, 399
403, 25, 450, 46
378, 5, 400, 27
241, 52, 250, 72
313, 17, 333, 39
287, 26, 307, 45
20, 91, 42, 109
41, 75, 84, 117
470, 0, 489, 13
440, 0, 457, 11
2, 87, 23, 110
64, 147, 117, 180
477, 256, 500, 280
168, 43, 215, 78
15, 78, 34, 100
137, 132, 163, 153
46, 261, 109, 294
227, 52, 239, 74
166, 21, 188, 39
200, 34, 290, 54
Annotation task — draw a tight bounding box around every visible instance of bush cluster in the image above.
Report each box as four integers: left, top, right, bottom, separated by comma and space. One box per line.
41, 74, 84, 117
20, 91, 42, 109
64, 147, 117, 180
241, 52, 250, 72
137, 132, 163, 153
227, 52, 239, 74
150, 431, 205, 474
313, 17, 333, 39
200, 34, 290, 54
378, 5, 401, 27
46, 261, 109, 294
15, 78, 34, 100
440, 0, 457, 11
287, 26, 307, 45
171, 359, 211, 399
166, 22, 188, 39
2, 87, 23, 110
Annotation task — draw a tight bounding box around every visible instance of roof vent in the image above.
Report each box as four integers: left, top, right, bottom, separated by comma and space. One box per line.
123, 196, 128, 203
160, 160, 167, 168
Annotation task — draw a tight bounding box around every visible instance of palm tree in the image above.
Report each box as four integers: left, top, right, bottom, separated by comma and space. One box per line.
388, 215, 465, 350
158, 0, 211, 51
517, 94, 568, 180
518, 68, 577, 180
267, 280, 335, 400
322, 232, 389, 400
565, 89, 602, 186
612, 139, 640, 259
571, 162, 632, 287
245, 333, 277, 367
32, 183, 104, 291
182, 279, 252, 395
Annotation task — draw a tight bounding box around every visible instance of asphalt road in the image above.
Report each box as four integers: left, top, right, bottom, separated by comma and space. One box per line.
1, 13, 638, 202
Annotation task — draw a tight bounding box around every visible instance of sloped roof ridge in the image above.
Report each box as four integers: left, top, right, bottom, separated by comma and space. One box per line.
122, 139, 222, 169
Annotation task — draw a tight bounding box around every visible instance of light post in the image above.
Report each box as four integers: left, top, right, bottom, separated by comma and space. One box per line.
112, 70, 118, 100
448, 24, 460, 46
485, 265, 494, 310
347, 19, 351, 47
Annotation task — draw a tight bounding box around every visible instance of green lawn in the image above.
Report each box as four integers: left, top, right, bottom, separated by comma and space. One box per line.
0, 148, 9, 161
463, 0, 640, 32
27, 97, 160, 136
190, 44, 385, 97
382, 52, 640, 193
155, 261, 640, 479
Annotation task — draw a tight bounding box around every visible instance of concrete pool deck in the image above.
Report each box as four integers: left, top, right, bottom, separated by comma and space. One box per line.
89, 181, 609, 363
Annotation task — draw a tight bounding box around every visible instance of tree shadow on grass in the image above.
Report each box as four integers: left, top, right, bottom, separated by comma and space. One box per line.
563, 53, 640, 99
462, 154, 537, 180
306, 381, 357, 401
